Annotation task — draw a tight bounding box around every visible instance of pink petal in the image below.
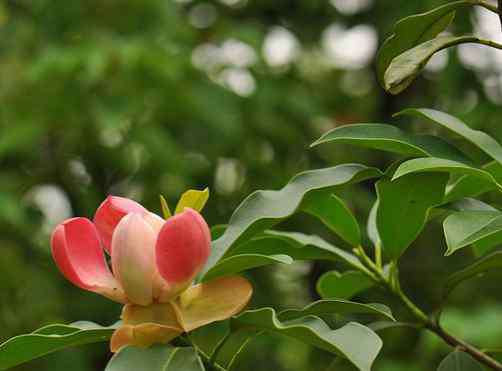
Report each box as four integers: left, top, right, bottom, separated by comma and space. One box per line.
111, 213, 156, 306
155, 208, 211, 285
51, 218, 126, 303
93, 196, 145, 253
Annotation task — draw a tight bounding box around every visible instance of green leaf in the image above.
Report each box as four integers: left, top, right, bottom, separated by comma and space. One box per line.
445, 251, 502, 296
159, 195, 172, 219
443, 198, 498, 212
397, 108, 502, 165
278, 299, 395, 322
392, 158, 502, 191
202, 253, 293, 282
316, 271, 374, 300
202, 164, 382, 277
228, 230, 368, 273
105, 345, 205, 371
376, 173, 448, 259
175, 188, 210, 214
443, 211, 502, 256
232, 308, 382, 371
302, 192, 361, 246
0, 322, 116, 370
445, 161, 502, 202
311, 123, 468, 163
384, 36, 487, 94
367, 200, 381, 247
437, 350, 483, 371
376, 0, 464, 87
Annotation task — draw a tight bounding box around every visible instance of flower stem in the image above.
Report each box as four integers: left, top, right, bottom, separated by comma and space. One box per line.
355, 247, 502, 370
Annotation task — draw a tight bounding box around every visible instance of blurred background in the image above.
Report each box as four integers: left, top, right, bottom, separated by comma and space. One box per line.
1, 0, 502, 370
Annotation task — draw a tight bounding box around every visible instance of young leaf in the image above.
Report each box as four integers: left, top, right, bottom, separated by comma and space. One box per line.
175, 188, 210, 214
159, 195, 172, 219
437, 350, 483, 371
376, 173, 448, 259
105, 345, 205, 371
392, 158, 502, 190
376, 1, 464, 87
201, 164, 382, 277
302, 192, 361, 246
397, 108, 502, 165
278, 299, 394, 322
311, 123, 468, 163
444, 251, 502, 296
384, 36, 486, 94
228, 230, 368, 273
443, 211, 502, 256
202, 253, 293, 282
316, 271, 374, 300
0, 322, 116, 370
232, 308, 382, 371
367, 200, 381, 247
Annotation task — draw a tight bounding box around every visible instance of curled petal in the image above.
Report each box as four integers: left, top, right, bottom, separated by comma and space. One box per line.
51, 218, 126, 303
94, 196, 145, 253
111, 213, 156, 306
173, 276, 253, 332
110, 302, 183, 352
156, 208, 211, 285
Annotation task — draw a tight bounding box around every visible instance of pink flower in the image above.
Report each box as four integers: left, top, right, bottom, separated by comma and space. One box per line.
51, 196, 211, 306
50, 193, 252, 352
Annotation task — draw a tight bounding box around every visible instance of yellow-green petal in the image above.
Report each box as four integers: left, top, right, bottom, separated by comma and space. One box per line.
175, 188, 210, 214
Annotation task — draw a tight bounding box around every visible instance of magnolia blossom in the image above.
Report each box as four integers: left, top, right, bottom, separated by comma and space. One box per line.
51, 195, 252, 351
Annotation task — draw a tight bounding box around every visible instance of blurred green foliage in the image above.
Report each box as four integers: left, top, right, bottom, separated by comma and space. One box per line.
1, 0, 501, 370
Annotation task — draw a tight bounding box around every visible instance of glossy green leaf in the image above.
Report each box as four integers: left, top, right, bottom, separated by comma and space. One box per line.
443, 211, 502, 256
384, 36, 486, 94
311, 123, 468, 162
302, 192, 361, 246
278, 299, 394, 322
397, 108, 502, 165
201, 164, 382, 277
367, 200, 381, 247
437, 350, 483, 371
0, 322, 116, 370
445, 251, 502, 295
105, 345, 205, 371
228, 230, 368, 273
443, 198, 497, 212
376, 1, 465, 87
445, 161, 502, 202
232, 308, 382, 371
376, 173, 448, 259
316, 271, 374, 300
202, 253, 293, 282
393, 158, 501, 189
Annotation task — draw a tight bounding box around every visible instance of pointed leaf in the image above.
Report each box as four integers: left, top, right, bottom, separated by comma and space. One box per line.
316, 271, 374, 300
443, 211, 502, 256
397, 108, 502, 165
445, 161, 502, 202
202, 254, 293, 282
393, 158, 501, 190
278, 299, 394, 322
367, 200, 381, 247
376, 173, 448, 259
377, 1, 465, 86
232, 308, 382, 371
437, 350, 483, 371
175, 188, 209, 214
384, 36, 485, 94
0, 322, 116, 370
227, 230, 368, 273
312, 123, 468, 163
302, 192, 361, 246
202, 164, 382, 276
159, 195, 172, 219
106, 345, 205, 371
445, 251, 502, 296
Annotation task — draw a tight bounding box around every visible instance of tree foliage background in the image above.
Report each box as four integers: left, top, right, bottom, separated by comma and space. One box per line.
1, 0, 501, 370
